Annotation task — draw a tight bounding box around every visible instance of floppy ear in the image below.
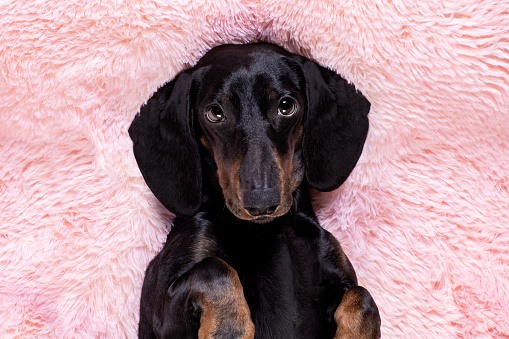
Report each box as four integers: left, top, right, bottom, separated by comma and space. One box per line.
129, 71, 201, 217
301, 61, 370, 192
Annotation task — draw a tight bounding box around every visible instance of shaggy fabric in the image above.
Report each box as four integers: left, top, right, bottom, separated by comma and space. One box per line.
1, 0, 508, 337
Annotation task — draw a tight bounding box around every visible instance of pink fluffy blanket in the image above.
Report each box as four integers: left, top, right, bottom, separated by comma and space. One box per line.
1, 0, 508, 337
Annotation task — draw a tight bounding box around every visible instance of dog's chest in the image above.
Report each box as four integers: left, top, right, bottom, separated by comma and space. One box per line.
220, 230, 326, 338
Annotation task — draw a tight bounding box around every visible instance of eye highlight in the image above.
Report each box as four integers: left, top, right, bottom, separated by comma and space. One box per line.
278, 98, 297, 116
205, 106, 226, 123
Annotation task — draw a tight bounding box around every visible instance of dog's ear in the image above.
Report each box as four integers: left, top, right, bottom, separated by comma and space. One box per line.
301, 61, 370, 192
129, 71, 201, 217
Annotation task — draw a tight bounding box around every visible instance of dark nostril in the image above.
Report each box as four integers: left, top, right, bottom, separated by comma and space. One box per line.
265, 205, 277, 215
247, 205, 278, 217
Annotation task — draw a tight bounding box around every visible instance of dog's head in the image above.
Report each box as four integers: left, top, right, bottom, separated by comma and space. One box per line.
129, 43, 370, 222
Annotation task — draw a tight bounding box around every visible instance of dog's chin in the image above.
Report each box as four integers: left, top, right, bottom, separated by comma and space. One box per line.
247, 215, 277, 224
226, 200, 293, 224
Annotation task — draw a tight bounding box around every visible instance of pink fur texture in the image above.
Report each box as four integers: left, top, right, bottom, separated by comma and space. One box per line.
1, 0, 508, 337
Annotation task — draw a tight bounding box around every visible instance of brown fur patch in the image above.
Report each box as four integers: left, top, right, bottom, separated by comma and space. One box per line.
267, 88, 277, 100
197, 262, 255, 339
200, 136, 210, 150
271, 149, 294, 217
297, 125, 303, 140
290, 125, 304, 192
334, 287, 381, 339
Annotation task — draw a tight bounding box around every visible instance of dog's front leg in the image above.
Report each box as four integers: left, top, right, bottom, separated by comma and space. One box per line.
155, 257, 255, 339
333, 286, 381, 339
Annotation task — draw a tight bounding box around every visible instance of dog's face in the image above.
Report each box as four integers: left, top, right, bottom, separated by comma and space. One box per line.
193, 47, 306, 222
129, 43, 370, 221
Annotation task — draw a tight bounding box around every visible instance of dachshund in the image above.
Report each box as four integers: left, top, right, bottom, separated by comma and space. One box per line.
129, 43, 381, 339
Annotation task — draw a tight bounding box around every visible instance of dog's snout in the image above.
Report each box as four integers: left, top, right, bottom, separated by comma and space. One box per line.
241, 188, 281, 217
239, 143, 283, 217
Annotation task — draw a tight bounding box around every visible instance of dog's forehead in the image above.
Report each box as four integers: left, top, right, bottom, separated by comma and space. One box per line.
197, 43, 291, 67
194, 45, 303, 103
197, 45, 297, 81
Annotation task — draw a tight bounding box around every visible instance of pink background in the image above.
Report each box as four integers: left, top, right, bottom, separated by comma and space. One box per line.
1, 0, 508, 337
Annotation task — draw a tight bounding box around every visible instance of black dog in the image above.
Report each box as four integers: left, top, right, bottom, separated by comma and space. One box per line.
130, 43, 381, 339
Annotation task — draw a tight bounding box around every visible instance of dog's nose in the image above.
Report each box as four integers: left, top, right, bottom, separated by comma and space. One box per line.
242, 188, 281, 217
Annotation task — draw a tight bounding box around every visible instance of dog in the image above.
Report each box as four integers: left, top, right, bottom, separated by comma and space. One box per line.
129, 43, 381, 339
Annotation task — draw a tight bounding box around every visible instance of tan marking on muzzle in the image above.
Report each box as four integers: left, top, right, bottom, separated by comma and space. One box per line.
270, 148, 295, 218
216, 157, 258, 221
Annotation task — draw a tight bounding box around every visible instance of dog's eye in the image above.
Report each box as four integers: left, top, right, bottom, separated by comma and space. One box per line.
205, 106, 226, 123
278, 98, 297, 116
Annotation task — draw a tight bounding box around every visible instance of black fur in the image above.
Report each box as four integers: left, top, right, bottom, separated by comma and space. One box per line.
130, 43, 380, 339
